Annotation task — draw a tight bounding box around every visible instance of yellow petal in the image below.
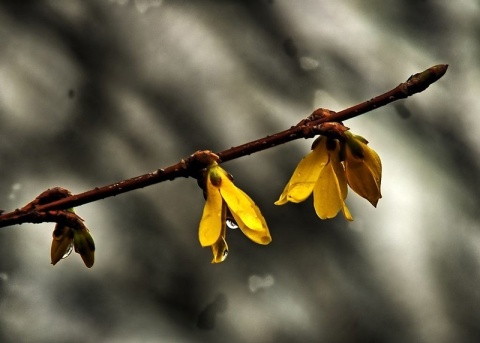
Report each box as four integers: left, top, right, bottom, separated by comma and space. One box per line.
211, 235, 229, 263
274, 136, 329, 205
218, 172, 265, 231
341, 202, 354, 221
362, 143, 382, 189
313, 163, 342, 219
230, 204, 272, 245
211, 205, 229, 263
274, 181, 291, 205
198, 177, 223, 247
345, 140, 382, 207
313, 142, 348, 219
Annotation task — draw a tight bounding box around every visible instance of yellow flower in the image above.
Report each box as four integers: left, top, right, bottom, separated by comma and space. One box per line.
344, 132, 382, 207
275, 136, 352, 220
276, 132, 382, 220
199, 163, 271, 263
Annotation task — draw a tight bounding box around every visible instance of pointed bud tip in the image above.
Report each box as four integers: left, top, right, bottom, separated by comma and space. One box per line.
431, 64, 448, 78
369, 197, 381, 207
406, 64, 449, 95
82, 259, 94, 268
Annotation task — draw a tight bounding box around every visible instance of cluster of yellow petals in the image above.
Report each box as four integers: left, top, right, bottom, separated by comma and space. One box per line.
198, 163, 271, 263
275, 132, 382, 220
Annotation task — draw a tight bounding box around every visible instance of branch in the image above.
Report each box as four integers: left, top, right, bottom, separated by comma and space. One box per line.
0, 64, 448, 228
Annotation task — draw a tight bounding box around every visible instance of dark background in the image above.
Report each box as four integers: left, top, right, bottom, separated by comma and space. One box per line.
1, 1, 479, 342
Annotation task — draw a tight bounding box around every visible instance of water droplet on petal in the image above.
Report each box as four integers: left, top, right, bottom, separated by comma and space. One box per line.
62, 242, 74, 259
226, 219, 238, 229
213, 248, 228, 263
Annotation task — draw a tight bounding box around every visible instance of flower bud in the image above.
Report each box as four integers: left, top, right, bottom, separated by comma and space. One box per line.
73, 228, 96, 268
51, 224, 74, 265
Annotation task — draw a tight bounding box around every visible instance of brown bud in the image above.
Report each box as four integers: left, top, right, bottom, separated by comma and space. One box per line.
73, 228, 95, 268
51, 224, 74, 265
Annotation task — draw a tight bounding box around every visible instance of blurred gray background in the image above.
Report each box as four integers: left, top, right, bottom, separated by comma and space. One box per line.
1, 1, 479, 342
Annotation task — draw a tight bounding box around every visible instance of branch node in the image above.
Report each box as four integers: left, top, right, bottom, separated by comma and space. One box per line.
181, 150, 221, 179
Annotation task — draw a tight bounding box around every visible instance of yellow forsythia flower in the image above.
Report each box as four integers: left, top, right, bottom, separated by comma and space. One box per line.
199, 163, 271, 263
275, 136, 352, 220
344, 132, 382, 207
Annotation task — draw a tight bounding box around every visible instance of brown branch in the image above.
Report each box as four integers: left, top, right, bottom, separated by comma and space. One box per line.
217, 64, 448, 162
0, 64, 448, 228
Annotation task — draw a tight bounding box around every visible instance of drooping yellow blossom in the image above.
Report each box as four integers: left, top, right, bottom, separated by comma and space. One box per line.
344, 132, 382, 207
275, 136, 352, 220
199, 163, 271, 263
51, 209, 95, 268
276, 132, 382, 220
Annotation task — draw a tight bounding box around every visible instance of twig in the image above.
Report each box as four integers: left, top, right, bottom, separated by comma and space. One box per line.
0, 64, 448, 228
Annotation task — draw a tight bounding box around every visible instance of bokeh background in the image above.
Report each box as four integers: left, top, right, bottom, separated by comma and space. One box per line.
1, 1, 479, 342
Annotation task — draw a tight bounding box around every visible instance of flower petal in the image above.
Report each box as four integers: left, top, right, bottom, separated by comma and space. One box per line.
198, 178, 223, 247
345, 140, 382, 207
230, 204, 271, 245
313, 142, 348, 219
275, 136, 329, 205
341, 202, 353, 221
211, 205, 229, 263
274, 181, 291, 205
219, 173, 265, 232
211, 235, 229, 263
